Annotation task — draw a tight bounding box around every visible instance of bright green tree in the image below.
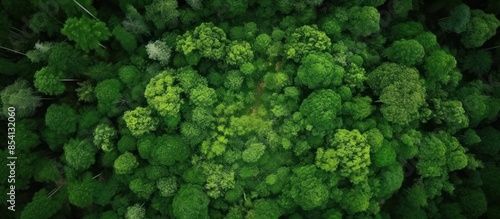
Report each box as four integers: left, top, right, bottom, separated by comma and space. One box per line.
123, 107, 159, 137
61, 16, 111, 52
34, 66, 65, 95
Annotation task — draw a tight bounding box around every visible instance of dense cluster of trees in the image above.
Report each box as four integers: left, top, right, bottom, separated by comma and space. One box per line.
0, 0, 499, 218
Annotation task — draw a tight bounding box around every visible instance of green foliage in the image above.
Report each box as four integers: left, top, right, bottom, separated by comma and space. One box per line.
8, 2, 500, 218
146, 40, 172, 65
424, 50, 457, 84
346, 6, 380, 37
380, 81, 426, 125
118, 65, 141, 87
173, 185, 210, 219
297, 53, 345, 89
61, 16, 111, 52
151, 135, 190, 166
145, 0, 180, 29
68, 175, 97, 208
129, 178, 155, 199
45, 104, 78, 135
176, 22, 228, 60
114, 152, 139, 174
439, 4, 471, 34
144, 70, 183, 117
330, 129, 371, 184
123, 107, 159, 137
94, 79, 123, 113
300, 89, 342, 136
113, 25, 137, 52
289, 165, 329, 210
226, 41, 254, 65
125, 204, 146, 219
157, 177, 178, 197
76, 81, 96, 103
284, 25, 331, 61
242, 143, 266, 163
34, 66, 65, 95
20, 189, 63, 219
384, 39, 425, 67
1, 80, 41, 118
93, 124, 117, 152
64, 139, 98, 171
460, 9, 500, 48
463, 50, 492, 76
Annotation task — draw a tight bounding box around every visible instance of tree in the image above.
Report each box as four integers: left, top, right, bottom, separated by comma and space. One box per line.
64, 139, 97, 171
296, 53, 345, 89
145, 0, 180, 29
123, 107, 159, 137
439, 4, 471, 34
48, 42, 89, 74
173, 184, 210, 219
1, 80, 41, 118
94, 79, 123, 113
315, 148, 339, 172
20, 189, 63, 219
392, 0, 414, 18
346, 6, 380, 37
460, 9, 500, 48
367, 63, 421, 94
463, 50, 492, 76
289, 165, 329, 210
224, 70, 244, 91
76, 81, 95, 102
114, 152, 139, 175
424, 50, 457, 85
34, 66, 65, 95
390, 22, 425, 40
284, 25, 331, 61
122, 5, 150, 35
150, 135, 190, 166
340, 188, 371, 213
330, 129, 371, 184
254, 33, 272, 54
189, 85, 217, 107
242, 143, 266, 163
118, 65, 141, 88
457, 188, 488, 218
113, 25, 137, 52
61, 16, 111, 52
176, 22, 228, 60
300, 89, 342, 136
93, 124, 117, 152
157, 176, 178, 197
343, 96, 374, 120
26, 41, 54, 63
45, 104, 78, 135
431, 99, 469, 132
372, 141, 396, 168
145, 40, 172, 65
246, 199, 282, 219
129, 178, 155, 199
144, 70, 183, 117
380, 81, 426, 125
384, 39, 425, 67
202, 162, 235, 199
226, 41, 254, 65
68, 174, 98, 208
125, 204, 146, 219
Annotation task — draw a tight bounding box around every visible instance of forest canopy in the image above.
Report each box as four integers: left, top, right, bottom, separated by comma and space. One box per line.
1, 0, 500, 218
